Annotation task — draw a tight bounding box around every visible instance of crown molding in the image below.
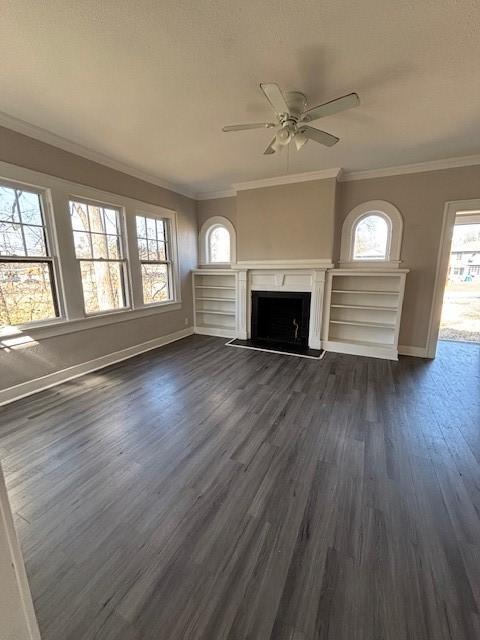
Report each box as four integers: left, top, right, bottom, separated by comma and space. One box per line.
341, 154, 480, 182
0, 110, 196, 199
232, 168, 342, 192
196, 189, 237, 200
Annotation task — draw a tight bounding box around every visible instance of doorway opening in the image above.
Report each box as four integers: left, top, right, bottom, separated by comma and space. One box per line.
439, 212, 480, 343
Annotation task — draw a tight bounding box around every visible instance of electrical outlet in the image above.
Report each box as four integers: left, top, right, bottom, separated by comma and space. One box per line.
185, 317, 189, 326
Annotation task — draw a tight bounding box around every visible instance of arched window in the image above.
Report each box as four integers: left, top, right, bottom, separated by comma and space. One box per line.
198, 216, 236, 266
207, 225, 230, 263
340, 200, 403, 267
353, 214, 389, 260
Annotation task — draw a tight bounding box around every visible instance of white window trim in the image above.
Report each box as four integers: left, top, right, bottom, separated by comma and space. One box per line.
0, 160, 182, 340
69, 197, 132, 316
0, 176, 66, 326
198, 216, 236, 267
340, 200, 403, 268
135, 212, 178, 306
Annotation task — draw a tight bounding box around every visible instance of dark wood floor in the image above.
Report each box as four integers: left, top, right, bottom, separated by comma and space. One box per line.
1, 336, 479, 640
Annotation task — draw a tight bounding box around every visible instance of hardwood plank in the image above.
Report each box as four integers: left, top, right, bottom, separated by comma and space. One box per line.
0, 336, 479, 640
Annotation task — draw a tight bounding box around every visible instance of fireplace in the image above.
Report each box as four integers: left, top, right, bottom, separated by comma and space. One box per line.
251, 291, 311, 350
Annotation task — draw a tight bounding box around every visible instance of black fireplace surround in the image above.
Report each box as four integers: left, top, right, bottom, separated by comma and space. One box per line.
251, 291, 311, 351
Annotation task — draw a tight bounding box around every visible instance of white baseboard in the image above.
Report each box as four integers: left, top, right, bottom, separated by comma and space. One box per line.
398, 345, 429, 358
0, 327, 194, 407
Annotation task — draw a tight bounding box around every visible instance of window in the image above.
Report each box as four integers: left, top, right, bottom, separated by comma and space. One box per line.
136, 214, 172, 305
208, 225, 230, 263
198, 216, 236, 265
70, 200, 128, 314
340, 200, 403, 266
0, 183, 59, 326
353, 214, 389, 260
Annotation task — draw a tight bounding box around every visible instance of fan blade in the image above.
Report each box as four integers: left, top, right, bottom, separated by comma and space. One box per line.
294, 132, 308, 151
264, 136, 279, 155
302, 92, 359, 122
222, 122, 276, 132
299, 126, 339, 147
260, 83, 290, 116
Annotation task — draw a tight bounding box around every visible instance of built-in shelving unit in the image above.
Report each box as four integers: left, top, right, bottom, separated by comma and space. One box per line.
322, 269, 408, 360
192, 270, 237, 338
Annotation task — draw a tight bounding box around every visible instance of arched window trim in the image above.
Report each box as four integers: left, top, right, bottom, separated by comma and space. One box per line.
198, 216, 236, 266
340, 200, 403, 268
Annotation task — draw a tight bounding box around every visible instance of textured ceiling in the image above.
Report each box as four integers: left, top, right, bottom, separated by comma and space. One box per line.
1, 0, 480, 195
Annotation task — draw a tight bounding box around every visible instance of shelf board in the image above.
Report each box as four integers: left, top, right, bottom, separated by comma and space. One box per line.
330, 319, 395, 329
331, 304, 397, 311
327, 337, 395, 348
195, 285, 236, 290
195, 310, 235, 316
332, 289, 399, 295
195, 297, 235, 302
195, 322, 235, 331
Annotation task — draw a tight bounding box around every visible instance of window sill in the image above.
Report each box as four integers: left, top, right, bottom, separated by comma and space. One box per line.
0, 301, 182, 342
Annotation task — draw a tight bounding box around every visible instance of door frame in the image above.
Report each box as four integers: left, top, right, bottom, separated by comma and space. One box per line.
426, 198, 480, 358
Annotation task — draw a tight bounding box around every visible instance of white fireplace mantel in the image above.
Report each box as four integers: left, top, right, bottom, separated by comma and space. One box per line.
232, 261, 333, 350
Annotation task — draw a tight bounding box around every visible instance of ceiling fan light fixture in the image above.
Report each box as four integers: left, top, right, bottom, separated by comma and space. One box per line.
223, 82, 359, 155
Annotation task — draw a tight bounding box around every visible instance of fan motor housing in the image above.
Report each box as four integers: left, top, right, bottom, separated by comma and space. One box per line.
284, 91, 307, 118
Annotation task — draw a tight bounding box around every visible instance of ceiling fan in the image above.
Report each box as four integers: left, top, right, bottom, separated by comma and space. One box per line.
222, 83, 360, 154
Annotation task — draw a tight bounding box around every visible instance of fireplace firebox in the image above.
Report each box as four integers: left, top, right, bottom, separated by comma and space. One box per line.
251, 291, 311, 350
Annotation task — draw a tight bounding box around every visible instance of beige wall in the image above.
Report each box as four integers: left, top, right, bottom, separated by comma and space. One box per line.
0, 126, 197, 391
197, 196, 237, 230
197, 179, 336, 262
236, 179, 337, 261
337, 165, 480, 348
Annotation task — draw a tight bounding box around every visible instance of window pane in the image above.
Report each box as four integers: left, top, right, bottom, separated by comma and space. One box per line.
104, 209, 118, 235
73, 231, 92, 258
0, 186, 20, 223
17, 191, 43, 226
156, 219, 165, 241
141, 263, 170, 304
88, 206, 105, 233
158, 241, 166, 261
146, 217, 157, 240
70, 202, 89, 231
209, 226, 230, 263
24, 225, 47, 256
353, 215, 389, 260
137, 237, 148, 260
80, 261, 126, 314
147, 240, 159, 261
106, 235, 120, 259
0, 262, 57, 326
0, 223, 25, 256
136, 215, 146, 238
91, 233, 108, 259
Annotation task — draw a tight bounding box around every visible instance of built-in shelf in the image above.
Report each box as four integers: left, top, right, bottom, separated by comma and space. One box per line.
193, 270, 237, 338
324, 269, 408, 360
330, 319, 395, 329
332, 289, 399, 295
195, 310, 235, 317
194, 285, 236, 290
195, 297, 235, 302
331, 304, 397, 311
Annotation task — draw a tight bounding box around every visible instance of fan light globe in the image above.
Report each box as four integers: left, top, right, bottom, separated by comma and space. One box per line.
277, 127, 291, 145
